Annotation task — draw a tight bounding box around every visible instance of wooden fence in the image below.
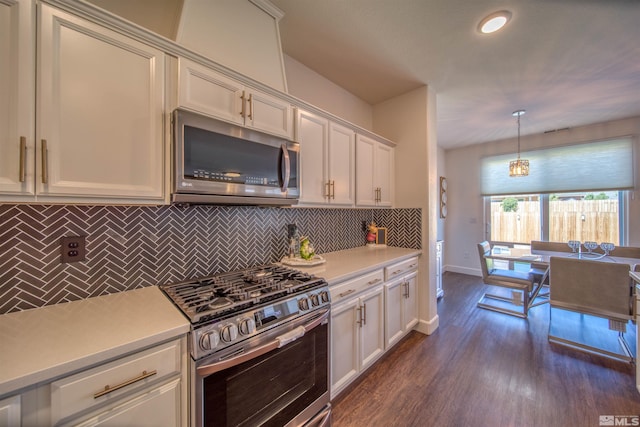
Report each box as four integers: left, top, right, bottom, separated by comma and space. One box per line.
490, 200, 619, 244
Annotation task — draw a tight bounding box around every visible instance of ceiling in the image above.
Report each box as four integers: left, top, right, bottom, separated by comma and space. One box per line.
270, 0, 640, 149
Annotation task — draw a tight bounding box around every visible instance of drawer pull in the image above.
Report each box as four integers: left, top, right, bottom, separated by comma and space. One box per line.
409, 264, 417, 269
392, 269, 402, 275
94, 369, 157, 399
338, 289, 355, 298
367, 278, 381, 285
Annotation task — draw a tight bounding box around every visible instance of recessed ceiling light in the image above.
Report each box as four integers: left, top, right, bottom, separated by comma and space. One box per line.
478, 10, 512, 34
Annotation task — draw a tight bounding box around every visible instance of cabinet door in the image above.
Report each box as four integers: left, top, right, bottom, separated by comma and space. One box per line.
297, 110, 328, 204
375, 143, 394, 207
0, 394, 21, 427
330, 298, 359, 399
0, 0, 35, 197
64, 377, 181, 427
178, 58, 244, 126
403, 272, 419, 331
37, 5, 165, 201
384, 279, 404, 348
355, 134, 376, 206
328, 122, 355, 206
359, 285, 385, 371
246, 88, 293, 139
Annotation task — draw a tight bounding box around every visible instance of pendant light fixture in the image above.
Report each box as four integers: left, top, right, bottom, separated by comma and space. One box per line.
509, 109, 529, 177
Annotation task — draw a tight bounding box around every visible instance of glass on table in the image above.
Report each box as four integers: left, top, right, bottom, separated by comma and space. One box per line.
567, 240, 581, 253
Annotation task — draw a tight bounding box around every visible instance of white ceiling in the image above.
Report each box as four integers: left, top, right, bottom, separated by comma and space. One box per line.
270, 0, 640, 149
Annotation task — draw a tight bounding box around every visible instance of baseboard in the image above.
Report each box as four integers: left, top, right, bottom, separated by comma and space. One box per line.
445, 265, 482, 277
415, 314, 439, 335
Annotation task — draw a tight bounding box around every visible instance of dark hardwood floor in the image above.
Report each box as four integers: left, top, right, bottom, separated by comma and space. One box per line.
331, 272, 640, 427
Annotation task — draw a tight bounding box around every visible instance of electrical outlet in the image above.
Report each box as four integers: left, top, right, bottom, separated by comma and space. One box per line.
287, 224, 297, 239
60, 236, 86, 263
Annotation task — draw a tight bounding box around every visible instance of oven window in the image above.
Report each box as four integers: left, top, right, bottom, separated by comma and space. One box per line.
202, 324, 327, 427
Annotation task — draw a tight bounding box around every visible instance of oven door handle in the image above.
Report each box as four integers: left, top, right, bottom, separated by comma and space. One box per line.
197, 309, 329, 377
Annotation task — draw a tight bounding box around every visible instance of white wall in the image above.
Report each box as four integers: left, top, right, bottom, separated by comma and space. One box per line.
283, 55, 373, 130
444, 115, 640, 276
373, 86, 440, 334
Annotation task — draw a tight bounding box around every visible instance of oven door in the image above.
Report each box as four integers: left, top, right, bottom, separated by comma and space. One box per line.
194, 309, 330, 427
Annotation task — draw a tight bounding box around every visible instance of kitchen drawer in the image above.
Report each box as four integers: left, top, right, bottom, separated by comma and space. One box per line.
330, 269, 384, 304
50, 338, 182, 424
385, 256, 419, 281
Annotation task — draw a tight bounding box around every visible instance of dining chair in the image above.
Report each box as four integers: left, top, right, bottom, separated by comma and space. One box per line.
477, 241, 536, 318
549, 256, 633, 362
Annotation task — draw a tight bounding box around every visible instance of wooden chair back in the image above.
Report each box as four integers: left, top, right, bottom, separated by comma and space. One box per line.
531, 240, 573, 253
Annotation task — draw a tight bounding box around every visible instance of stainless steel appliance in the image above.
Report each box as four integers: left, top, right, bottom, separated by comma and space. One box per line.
172, 109, 299, 206
160, 265, 331, 427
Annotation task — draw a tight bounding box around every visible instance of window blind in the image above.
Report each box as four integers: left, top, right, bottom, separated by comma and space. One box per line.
480, 137, 635, 196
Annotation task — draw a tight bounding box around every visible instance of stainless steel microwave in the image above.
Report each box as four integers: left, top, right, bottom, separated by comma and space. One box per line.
172, 109, 299, 206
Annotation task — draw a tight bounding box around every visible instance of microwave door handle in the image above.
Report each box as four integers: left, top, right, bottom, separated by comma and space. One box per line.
196, 309, 329, 377
279, 143, 290, 192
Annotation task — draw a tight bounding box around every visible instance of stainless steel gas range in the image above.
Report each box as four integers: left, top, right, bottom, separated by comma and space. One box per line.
160, 264, 331, 427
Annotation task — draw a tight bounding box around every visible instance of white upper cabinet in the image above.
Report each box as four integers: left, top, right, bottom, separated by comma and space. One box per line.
0, 0, 35, 197
328, 122, 356, 205
1, 1, 167, 204
298, 110, 329, 204
36, 4, 166, 202
297, 109, 355, 206
355, 134, 394, 207
178, 58, 293, 139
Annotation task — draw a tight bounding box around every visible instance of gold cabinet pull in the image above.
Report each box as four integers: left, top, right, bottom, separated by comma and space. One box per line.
330, 180, 335, 199
362, 303, 367, 325
41, 139, 48, 184
240, 91, 246, 117
94, 370, 157, 399
338, 289, 355, 298
367, 278, 381, 286
247, 93, 253, 120
19, 137, 27, 182
356, 306, 362, 327
324, 181, 331, 198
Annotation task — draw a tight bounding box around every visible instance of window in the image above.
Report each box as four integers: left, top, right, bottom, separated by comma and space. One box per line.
488, 195, 540, 244
486, 191, 626, 245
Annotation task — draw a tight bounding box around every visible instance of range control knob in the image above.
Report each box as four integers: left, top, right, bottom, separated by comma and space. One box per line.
310, 294, 320, 307
220, 324, 238, 343
199, 330, 220, 351
298, 297, 310, 311
320, 290, 330, 303
238, 318, 256, 336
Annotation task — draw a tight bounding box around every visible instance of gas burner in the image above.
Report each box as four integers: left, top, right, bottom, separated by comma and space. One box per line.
208, 297, 233, 309
281, 279, 302, 288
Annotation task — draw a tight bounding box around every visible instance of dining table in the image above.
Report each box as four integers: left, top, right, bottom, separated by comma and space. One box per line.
486, 245, 640, 313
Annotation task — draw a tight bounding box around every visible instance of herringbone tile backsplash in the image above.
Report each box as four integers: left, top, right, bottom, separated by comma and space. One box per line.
0, 204, 421, 313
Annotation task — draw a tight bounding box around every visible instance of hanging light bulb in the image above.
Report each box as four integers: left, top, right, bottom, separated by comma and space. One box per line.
509, 110, 529, 177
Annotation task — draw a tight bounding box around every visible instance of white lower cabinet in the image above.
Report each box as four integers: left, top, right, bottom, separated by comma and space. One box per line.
45, 337, 186, 427
330, 284, 384, 399
63, 378, 181, 427
0, 394, 21, 427
385, 272, 418, 348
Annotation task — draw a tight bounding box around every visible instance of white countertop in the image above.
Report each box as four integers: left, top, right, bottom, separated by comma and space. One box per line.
0, 286, 189, 397
300, 246, 422, 284
0, 246, 420, 397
